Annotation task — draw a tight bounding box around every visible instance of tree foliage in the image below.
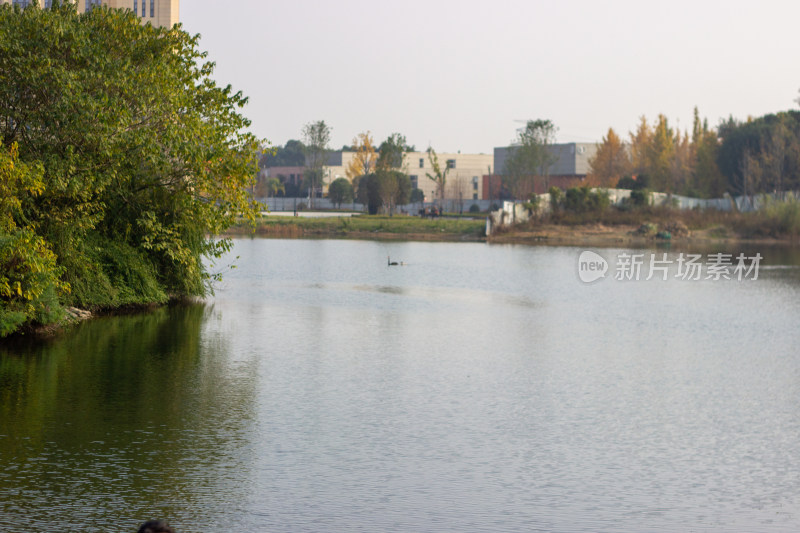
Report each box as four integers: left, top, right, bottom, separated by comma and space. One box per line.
375, 133, 411, 214
377, 170, 411, 215
345, 131, 377, 182
302, 120, 331, 207
503, 119, 558, 198
0, 4, 260, 334
618, 110, 729, 198
260, 139, 306, 168
328, 177, 353, 208
717, 111, 800, 198
426, 147, 449, 202
377, 133, 411, 172
0, 142, 67, 335
253, 176, 285, 198
356, 174, 381, 214
588, 128, 630, 187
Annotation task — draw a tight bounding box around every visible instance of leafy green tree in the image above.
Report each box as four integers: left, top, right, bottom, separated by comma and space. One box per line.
267, 177, 285, 197
376, 133, 411, 214
426, 147, 450, 202
328, 177, 354, 208
378, 170, 411, 215
690, 108, 726, 198
563, 187, 610, 213
527, 119, 559, 190
260, 140, 306, 168
302, 120, 331, 208
0, 4, 260, 332
254, 177, 285, 199
503, 119, 559, 197
377, 133, 411, 172
717, 111, 800, 196
356, 173, 382, 214
0, 142, 67, 335
502, 147, 530, 200
410, 188, 425, 205
548, 186, 563, 212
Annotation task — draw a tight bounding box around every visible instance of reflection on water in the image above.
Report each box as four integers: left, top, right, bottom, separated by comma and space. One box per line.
0, 304, 260, 531
1, 239, 800, 532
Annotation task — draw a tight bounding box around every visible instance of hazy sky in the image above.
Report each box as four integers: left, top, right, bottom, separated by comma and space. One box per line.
181, 0, 800, 153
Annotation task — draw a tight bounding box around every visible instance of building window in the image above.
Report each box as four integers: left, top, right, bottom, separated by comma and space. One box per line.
141, 0, 146, 16
446, 159, 456, 169
86, 0, 101, 10
150, 0, 154, 18
133, 0, 137, 14
44, 0, 52, 7
419, 158, 424, 168
410, 175, 418, 189
473, 193, 478, 200
12, 0, 29, 7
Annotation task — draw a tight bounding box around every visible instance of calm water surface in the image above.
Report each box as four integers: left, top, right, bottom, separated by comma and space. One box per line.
2, 239, 800, 532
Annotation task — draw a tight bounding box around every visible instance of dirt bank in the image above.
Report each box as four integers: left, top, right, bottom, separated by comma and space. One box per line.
487, 223, 800, 249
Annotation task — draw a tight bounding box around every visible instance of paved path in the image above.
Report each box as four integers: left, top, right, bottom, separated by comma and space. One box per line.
261, 211, 360, 218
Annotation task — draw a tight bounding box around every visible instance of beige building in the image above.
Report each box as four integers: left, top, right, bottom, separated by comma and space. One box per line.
322, 151, 493, 202
403, 152, 493, 202
3, 0, 179, 28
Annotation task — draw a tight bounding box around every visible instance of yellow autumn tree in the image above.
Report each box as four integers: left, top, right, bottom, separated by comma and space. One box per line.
629, 116, 653, 177
648, 114, 676, 192
587, 128, 631, 187
346, 131, 378, 182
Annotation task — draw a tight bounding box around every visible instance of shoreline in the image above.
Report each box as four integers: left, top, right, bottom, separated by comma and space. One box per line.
8, 223, 797, 341
486, 223, 800, 249
226, 219, 800, 250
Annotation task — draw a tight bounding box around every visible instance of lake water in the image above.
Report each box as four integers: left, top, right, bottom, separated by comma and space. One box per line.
2, 238, 800, 532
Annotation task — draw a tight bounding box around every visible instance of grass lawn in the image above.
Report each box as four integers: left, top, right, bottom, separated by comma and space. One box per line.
228, 214, 487, 240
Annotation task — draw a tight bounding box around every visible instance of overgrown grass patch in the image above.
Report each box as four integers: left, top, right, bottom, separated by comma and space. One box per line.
235, 215, 486, 239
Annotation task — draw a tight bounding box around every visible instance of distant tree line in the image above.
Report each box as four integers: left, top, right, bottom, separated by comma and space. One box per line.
588, 106, 800, 199
257, 127, 425, 214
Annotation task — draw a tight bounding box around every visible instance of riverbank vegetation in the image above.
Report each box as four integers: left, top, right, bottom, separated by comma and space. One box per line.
0, 4, 259, 336
496, 185, 800, 245
229, 215, 486, 240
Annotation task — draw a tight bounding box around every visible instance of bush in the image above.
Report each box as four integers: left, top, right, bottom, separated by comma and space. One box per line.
760, 198, 800, 236
0, 228, 68, 336
523, 194, 541, 216
563, 187, 610, 214
469, 204, 481, 214
548, 186, 563, 212
633, 223, 657, 236
62, 235, 167, 311
617, 175, 650, 190
629, 189, 651, 207
327, 177, 353, 208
